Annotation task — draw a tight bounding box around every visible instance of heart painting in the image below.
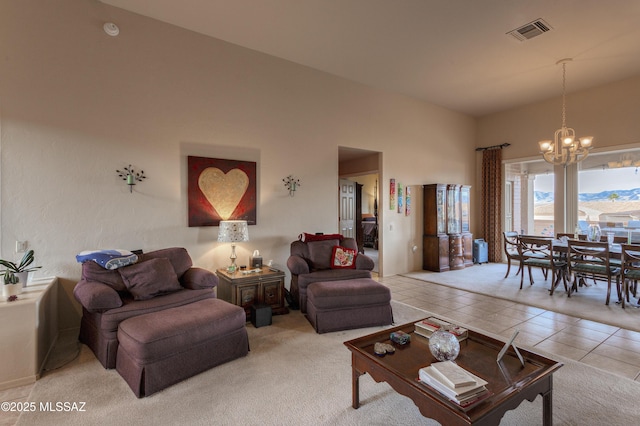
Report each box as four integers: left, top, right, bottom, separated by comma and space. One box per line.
188, 156, 257, 227
198, 167, 249, 219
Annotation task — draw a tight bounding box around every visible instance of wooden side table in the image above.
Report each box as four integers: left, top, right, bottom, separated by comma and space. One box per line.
216, 267, 289, 320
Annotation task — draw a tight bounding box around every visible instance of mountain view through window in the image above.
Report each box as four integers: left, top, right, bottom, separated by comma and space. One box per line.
533, 152, 640, 238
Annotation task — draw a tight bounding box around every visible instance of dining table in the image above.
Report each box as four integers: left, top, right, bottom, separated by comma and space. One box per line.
550, 238, 630, 305
551, 238, 622, 257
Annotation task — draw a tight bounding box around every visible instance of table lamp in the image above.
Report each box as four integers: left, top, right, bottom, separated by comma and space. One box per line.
217, 220, 249, 272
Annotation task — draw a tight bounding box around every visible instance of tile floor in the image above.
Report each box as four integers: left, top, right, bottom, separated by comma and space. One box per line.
3, 273, 640, 425
378, 274, 640, 382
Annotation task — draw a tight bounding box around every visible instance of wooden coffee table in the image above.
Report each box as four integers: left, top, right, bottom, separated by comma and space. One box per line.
344, 320, 563, 425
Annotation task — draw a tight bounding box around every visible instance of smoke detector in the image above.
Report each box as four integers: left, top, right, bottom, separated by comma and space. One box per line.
507, 19, 552, 41
103, 22, 120, 37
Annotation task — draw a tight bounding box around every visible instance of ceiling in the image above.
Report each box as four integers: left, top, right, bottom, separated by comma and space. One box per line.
101, 0, 640, 118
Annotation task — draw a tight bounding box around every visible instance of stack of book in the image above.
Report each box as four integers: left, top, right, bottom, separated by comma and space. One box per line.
414, 317, 468, 342
419, 361, 491, 410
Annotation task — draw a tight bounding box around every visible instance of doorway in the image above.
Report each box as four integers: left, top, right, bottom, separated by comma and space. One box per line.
338, 147, 382, 275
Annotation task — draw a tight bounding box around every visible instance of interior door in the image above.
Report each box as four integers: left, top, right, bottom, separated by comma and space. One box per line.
340, 179, 356, 238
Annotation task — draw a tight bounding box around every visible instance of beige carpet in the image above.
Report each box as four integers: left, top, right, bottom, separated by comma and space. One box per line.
404, 263, 640, 333
18, 301, 640, 425
364, 248, 379, 273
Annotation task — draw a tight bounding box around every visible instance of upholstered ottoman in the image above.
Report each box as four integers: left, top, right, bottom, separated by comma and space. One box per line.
116, 298, 249, 397
306, 278, 393, 333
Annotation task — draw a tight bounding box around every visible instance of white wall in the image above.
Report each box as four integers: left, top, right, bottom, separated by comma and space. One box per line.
0, 0, 476, 328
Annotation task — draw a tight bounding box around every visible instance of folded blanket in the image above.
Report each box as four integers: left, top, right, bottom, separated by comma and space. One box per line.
76, 249, 138, 270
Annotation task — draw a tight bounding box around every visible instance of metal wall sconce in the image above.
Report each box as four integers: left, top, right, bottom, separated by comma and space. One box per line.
283, 175, 301, 196
117, 165, 147, 193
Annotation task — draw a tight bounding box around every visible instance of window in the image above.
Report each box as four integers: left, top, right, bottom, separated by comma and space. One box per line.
506, 147, 640, 240
578, 149, 640, 239
505, 160, 554, 236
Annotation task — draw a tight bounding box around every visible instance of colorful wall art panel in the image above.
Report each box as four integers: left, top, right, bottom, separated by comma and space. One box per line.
390, 178, 396, 210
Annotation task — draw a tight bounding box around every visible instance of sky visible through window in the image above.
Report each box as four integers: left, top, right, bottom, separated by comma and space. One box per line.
535, 167, 640, 194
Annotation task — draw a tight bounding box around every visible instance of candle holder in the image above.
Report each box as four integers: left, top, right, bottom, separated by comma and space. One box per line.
117, 165, 147, 193
283, 175, 301, 196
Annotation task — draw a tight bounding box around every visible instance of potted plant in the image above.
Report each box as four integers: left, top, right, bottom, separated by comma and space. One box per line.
1, 250, 41, 291
3, 271, 21, 300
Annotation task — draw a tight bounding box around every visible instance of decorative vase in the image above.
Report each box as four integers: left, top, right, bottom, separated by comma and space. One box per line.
428, 327, 460, 362
587, 224, 602, 242
16, 271, 29, 287
2, 283, 22, 299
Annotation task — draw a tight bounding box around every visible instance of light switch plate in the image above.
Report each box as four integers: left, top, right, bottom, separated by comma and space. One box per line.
16, 241, 27, 253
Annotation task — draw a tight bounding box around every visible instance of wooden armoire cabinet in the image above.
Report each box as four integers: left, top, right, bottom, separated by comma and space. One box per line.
423, 184, 473, 272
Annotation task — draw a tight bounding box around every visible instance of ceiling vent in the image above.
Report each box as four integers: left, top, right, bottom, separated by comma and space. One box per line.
507, 19, 552, 41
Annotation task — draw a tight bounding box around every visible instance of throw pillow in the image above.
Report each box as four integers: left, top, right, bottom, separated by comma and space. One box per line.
299, 233, 343, 242
331, 245, 357, 269
307, 239, 340, 270
118, 258, 182, 301
76, 249, 138, 270
81, 260, 127, 292
140, 247, 192, 278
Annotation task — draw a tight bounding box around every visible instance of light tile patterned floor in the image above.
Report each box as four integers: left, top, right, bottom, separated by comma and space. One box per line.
377, 274, 640, 382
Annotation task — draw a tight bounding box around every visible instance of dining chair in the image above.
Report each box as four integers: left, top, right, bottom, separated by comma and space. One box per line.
519, 236, 567, 293
620, 244, 640, 309
557, 233, 587, 241
503, 231, 524, 278
567, 240, 622, 305
556, 233, 574, 239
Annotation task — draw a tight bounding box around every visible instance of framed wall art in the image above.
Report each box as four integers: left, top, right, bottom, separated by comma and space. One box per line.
390, 178, 396, 210
187, 156, 257, 227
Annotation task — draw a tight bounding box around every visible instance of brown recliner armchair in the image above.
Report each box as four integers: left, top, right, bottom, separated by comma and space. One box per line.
286, 234, 374, 313
73, 247, 220, 369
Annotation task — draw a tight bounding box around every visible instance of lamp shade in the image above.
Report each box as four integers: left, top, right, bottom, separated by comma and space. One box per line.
217, 220, 249, 243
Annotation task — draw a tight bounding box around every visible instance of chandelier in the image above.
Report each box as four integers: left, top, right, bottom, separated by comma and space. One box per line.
607, 153, 640, 169
538, 59, 593, 166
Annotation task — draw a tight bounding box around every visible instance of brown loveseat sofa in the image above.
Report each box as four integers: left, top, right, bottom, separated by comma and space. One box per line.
73, 248, 242, 368
286, 234, 374, 313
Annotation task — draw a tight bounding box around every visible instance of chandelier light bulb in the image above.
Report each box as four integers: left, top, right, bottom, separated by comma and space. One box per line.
580, 137, 593, 147
539, 140, 552, 152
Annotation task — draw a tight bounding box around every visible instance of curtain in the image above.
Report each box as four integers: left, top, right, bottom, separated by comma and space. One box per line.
482, 148, 502, 262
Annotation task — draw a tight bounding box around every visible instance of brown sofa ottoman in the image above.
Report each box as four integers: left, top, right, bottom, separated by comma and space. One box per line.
116, 298, 249, 397
306, 278, 393, 334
